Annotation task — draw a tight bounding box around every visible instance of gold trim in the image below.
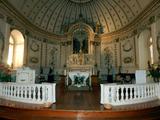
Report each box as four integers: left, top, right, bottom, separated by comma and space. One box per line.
0, 0, 160, 41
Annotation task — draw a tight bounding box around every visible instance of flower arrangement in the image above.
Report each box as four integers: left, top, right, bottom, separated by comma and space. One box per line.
147, 61, 160, 82
0, 64, 11, 82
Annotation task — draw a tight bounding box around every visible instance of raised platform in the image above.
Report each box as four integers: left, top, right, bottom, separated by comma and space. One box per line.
68, 85, 90, 91
0, 78, 160, 120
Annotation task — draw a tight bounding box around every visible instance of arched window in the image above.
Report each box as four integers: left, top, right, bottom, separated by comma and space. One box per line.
149, 37, 154, 64
7, 29, 24, 68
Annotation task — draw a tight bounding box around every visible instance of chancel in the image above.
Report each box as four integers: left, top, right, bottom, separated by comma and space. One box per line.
0, 0, 160, 120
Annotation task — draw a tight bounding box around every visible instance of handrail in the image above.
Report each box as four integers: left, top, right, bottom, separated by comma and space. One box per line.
0, 82, 56, 105
101, 83, 160, 106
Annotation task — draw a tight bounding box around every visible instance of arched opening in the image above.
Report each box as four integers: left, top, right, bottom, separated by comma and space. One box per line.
73, 30, 88, 54
7, 29, 24, 68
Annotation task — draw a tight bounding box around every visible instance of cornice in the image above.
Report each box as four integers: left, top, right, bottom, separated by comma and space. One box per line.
0, 0, 159, 42
0, 0, 66, 42
100, 0, 160, 39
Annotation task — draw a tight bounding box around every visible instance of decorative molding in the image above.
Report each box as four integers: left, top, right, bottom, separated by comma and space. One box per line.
30, 57, 39, 64
0, 0, 159, 42
123, 57, 133, 64
100, 0, 160, 39
157, 36, 160, 58
122, 40, 133, 52
30, 41, 39, 52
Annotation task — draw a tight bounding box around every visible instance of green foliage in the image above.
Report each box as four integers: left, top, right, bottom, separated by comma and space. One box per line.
0, 64, 11, 82
147, 62, 160, 82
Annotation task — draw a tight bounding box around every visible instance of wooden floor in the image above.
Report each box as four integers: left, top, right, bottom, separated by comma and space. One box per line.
0, 77, 160, 120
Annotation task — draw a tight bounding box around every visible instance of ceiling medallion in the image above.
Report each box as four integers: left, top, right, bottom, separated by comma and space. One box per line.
70, 0, 91, 3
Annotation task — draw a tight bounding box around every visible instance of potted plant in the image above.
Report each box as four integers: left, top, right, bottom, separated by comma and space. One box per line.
148, 61, 160, 82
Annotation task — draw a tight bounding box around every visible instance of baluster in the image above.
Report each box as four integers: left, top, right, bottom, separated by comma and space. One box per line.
17, 85, 20, 98
130, 87, 133, 99
141, 85, 144, 99
14, 86, 16, 97
6, 86, 8, 96
33, 86, 36, 101
21, 86, 23, 98
134, 86, 136, 100
146, 85, 148, 98
121, 86, 124, 102
3, 86, 5, 96
153, 85, 155, 97
24, 86, 27, 99
111, 86, 116, 103
5, 85, 7, 96
137, 86, 140, 99
139, 85, 142, 99
151, 85, 153, 97
42, 86, 45, 102
5, 85, 7, 97
143, 86, 145, 98
152, 85, 155, 97
10, 85, 12, 96
29, 86, 31, 99
126, 87, 128, 101
37, 86, 41, 101
148, 85, 151, 98
116, 86, 119, 103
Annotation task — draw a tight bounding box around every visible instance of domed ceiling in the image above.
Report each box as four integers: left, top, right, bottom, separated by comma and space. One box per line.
6, 0, 154, 35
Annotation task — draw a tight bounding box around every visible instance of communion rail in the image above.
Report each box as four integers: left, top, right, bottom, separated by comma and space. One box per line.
101, 83, 160, 106
0, 82, 56, 105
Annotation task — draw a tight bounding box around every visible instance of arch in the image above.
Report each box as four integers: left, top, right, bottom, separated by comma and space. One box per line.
7, 29, 24, 68
67, 22, 95, 54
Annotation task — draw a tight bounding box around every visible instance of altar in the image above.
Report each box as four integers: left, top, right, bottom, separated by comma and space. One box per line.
66, 53, 95, 90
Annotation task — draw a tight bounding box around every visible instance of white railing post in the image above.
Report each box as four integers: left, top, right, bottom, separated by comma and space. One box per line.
0, 82, 56, 105
0, 83, 2, 97
101, 83, 159, 106
158, 83, 160, 99
100, 84, 104, 104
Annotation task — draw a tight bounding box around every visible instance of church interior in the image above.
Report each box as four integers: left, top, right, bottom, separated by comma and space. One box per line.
0, 0, 160, 119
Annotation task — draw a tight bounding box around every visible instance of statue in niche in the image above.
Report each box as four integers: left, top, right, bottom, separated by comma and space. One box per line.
0, 31, 4, 62
157, 36, 160, 60
104, 47, 113, 75
49, 47, 57, 67
73, 30, 88, 54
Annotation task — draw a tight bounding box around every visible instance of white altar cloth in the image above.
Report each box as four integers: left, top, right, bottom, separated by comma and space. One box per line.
67, 71, 90, 87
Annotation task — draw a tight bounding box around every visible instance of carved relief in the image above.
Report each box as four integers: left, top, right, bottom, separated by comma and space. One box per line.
123, 57, 133, 64
30, 41, 39, 52
104, 47, 113, 74
30, 57, 39, 63
49, 47, 58, 66
122, 40, 133, 52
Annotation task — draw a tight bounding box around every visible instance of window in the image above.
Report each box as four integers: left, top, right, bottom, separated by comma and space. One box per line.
7, 35, 14, 66
7, 30, 24, 68
149, 37, 154, 64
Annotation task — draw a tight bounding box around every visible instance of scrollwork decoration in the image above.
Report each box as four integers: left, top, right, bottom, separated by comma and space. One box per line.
30, 57, 39, 63
122, 40, 132, 52
123, 57, 132, 64
30, 41, 39, 52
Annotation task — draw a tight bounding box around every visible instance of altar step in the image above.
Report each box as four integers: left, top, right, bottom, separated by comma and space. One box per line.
68, 85, 90, 91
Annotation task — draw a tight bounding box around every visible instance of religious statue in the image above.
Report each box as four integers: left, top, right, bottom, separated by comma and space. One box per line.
73, 30, 88, 54
0, 31, 4, 62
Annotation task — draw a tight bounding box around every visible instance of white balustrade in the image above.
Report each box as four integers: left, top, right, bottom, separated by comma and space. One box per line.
101, 83, 160, 106
0, 82, 56, 105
